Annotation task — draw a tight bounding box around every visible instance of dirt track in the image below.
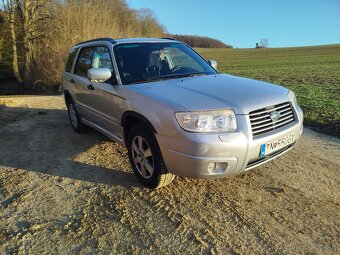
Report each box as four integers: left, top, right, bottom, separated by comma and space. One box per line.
0, 95, 339, 254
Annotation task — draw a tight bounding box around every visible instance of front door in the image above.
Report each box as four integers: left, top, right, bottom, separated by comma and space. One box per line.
75, 45, 121, 137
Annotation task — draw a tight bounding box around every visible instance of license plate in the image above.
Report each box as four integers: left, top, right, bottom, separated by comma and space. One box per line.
260, 134, 295, 157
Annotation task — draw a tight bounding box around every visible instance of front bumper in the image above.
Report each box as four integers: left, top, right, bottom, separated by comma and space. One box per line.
156, 105, 303, 179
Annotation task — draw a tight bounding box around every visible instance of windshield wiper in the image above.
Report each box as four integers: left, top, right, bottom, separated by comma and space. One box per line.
168, 72, 208, 79
176, 73, 207, 78
128, 73, 208, 84
128, 77, 167, 85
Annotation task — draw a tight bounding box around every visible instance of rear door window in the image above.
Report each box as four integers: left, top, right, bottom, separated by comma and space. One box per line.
65, 47, 79, 73
74, 47, 95, 77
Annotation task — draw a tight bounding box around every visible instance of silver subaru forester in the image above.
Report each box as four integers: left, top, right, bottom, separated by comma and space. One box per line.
62, 38, 303, 188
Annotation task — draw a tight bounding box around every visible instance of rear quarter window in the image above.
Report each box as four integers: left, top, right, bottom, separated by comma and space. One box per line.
65, 48, 79, 73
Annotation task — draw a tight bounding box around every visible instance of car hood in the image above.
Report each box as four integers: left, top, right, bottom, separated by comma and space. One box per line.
130, 74, 289, 114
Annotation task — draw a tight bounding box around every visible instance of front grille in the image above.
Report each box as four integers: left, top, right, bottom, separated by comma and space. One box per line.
249, 102, 295, 136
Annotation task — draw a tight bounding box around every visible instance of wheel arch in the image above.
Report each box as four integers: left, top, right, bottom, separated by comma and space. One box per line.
121, 111, 157, 142
64, 89, 73, 105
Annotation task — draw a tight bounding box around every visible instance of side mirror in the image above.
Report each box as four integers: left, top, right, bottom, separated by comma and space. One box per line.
208, 60, 217, 70
88, 68, 111, 83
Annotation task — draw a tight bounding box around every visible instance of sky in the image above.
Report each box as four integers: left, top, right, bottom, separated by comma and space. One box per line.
127, 0, 340, 48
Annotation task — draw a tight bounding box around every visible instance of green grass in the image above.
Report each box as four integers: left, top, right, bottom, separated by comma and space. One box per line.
197, 45, 340, 136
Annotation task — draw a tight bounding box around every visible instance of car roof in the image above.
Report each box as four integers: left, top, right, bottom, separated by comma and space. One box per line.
75, 37, 180, 47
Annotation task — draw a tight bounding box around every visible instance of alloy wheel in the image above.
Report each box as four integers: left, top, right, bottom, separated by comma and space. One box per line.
131, 135, 154, 179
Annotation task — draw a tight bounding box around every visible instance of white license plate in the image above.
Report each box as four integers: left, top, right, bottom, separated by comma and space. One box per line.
260, 133, 295, 157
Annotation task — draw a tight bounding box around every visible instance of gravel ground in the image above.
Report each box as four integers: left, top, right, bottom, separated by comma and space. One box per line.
0, 95, 339, 254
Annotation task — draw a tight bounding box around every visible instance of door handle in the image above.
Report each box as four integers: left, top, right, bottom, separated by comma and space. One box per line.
87, 84, 95, 90
70, 79, 75, 84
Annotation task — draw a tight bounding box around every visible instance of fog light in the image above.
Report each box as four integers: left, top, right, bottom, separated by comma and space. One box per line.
208, 163, 229, 174
207, 162, 216, 172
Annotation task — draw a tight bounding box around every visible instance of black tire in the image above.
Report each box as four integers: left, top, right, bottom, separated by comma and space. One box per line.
66, 98, 87, 133
127, 123, 175, 189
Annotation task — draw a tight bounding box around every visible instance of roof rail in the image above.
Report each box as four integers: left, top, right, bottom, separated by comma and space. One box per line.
161, 37, 177, 41
75, 37, 116, 46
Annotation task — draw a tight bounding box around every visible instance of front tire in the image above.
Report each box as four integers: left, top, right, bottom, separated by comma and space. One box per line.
127, 123, 175, 188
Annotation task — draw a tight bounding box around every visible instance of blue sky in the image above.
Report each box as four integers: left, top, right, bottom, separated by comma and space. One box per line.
127, 0, 340, 48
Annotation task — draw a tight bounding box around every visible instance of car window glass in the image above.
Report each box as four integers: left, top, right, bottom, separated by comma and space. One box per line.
114, 43, 216, 84
167, 47, 202, 71
65, 47, 79, 73
93, 46, 113, 72
75, 47, 95, 77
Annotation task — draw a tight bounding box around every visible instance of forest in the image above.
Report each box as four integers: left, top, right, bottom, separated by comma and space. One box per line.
167, 34, 232, 49
0, 0, 231, 88
0, 0, 164, 86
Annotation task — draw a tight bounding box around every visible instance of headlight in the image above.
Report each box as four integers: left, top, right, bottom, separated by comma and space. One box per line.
287, 90, 298, 105
175, 110, 237, 133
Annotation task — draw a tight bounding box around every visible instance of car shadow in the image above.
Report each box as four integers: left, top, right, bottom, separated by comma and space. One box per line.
0, 103, 139, 189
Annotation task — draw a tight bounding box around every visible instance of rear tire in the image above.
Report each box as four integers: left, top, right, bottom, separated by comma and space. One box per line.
66, 98, 87, 133
127, 123, 175, 188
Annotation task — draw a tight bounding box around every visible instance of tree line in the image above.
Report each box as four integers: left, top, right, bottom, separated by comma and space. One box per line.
0, 0, 164, 86
0, 1, 231, 87
167, 34, 232, 49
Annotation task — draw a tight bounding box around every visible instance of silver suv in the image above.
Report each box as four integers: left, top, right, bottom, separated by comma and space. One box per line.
62, 38, 303, 188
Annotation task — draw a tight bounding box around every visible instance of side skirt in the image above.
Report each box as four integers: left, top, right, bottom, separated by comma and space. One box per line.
82, 118, 125, 146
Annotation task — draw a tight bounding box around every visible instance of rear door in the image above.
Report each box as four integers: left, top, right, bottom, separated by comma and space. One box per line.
62, 47, 80, 102
72, 47, 96, 118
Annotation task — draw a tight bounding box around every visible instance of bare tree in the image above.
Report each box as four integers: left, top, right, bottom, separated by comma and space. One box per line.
137, 8, 164, 37
3, 0, 23, 82
13, 0, 52, 83
2, 0, 52, 83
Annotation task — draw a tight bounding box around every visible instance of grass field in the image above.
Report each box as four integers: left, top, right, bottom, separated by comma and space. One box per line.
197, 44, 340, 136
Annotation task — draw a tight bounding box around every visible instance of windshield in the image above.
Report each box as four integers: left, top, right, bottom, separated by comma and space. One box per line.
113, 42, 217, 84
